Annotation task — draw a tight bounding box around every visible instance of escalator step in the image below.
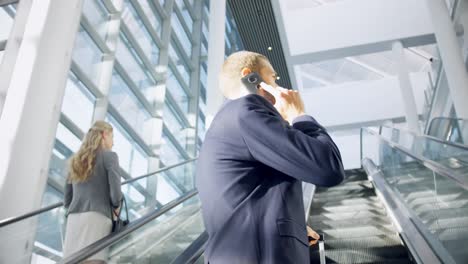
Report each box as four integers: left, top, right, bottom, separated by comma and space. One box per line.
309, 216, 392, 230
320, 247, 410, 264
318, 225, 397, 240
323, 234, 404, 250
426, 215, 468, 231
313, 189, 376, 201
316, 181, 373, 192
310, 203, 384, 215
311, 197, 380, 208
310, 209, 387, 221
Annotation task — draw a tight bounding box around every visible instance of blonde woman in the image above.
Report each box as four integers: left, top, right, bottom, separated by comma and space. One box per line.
63, 121, 122, 263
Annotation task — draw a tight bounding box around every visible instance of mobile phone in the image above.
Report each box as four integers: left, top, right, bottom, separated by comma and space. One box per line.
241, 72, 263, 94
241, 72, 278, 96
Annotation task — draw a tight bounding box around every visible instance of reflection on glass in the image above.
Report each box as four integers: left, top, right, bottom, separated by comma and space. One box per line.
171, 11, 192, 56
72, 26, 103, 86
82, 0, 109, 40
122, 0, 160, 65
61, 73, 95, 132
167, 67, 189, 112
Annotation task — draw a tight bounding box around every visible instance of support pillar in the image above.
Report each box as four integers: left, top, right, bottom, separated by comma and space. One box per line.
392, 41, 421, 134
0, 0, 84, 262
425, 0, 468, 119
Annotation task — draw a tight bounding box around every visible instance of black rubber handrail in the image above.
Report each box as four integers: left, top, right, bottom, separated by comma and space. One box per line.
362, 127, 468, 190
0, 158, 197, 228
59, 189, 198, 264
170, 231, 208, 264
380, 125, 468, 151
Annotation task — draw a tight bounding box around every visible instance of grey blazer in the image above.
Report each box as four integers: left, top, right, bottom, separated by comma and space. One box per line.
64, 150, 122, 219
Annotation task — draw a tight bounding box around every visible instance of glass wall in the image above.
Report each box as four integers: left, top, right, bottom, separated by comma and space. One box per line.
41, 0, 215, 213
0, 4, 16, 64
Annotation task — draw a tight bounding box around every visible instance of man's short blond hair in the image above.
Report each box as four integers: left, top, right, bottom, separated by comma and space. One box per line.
219, 51, 269, 98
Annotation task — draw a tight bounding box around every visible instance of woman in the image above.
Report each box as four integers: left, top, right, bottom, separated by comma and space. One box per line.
63, 121, 122, 263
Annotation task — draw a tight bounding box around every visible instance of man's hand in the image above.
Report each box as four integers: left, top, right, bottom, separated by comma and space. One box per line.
307, 226, 320, 246
272, 87, 306, 124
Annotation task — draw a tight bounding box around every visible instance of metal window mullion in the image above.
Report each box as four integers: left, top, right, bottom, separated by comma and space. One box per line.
70, 61, 104, 98
129, 0, 164, 48
158, 160, 188, 194
187, 0, 203, 154
173, 3, 193, 39
101, 0, 118, 14
107, 103, 156, 157
60, 113, 85, 140
165, 91, 191, 127
170, 34, 195, 70
162, 124, 190, 159
168, 60, 192, 96
181, 0, 197, 20
113, 60, 157, 116
80, 15, 111, 54
150, 0, 168, 19
119, 22, 161, 82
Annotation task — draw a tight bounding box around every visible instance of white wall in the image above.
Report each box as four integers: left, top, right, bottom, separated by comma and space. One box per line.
280, 0, 434, 58
330, 130, 362, 170
301, 72, 430, 127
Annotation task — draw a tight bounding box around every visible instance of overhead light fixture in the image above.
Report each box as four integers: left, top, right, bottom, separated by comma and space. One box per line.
276, 76, 280, 80
268, 46, 273, 51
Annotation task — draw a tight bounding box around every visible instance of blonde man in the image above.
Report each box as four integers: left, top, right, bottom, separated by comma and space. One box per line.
196, 51, 345, 264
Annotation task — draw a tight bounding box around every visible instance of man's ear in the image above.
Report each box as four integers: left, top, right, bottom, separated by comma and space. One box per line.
241, 67, 252, 77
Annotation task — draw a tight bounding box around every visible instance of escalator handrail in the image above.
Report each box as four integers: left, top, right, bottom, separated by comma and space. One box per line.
170, 231, 208, 264
59, 189, 199, 264
0, 158, 197, 228
380, 124, 468, 150
427, 117, 468, 137
362, 127, 468, 190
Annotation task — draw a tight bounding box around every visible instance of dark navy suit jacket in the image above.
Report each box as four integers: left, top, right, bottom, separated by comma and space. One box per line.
196, 94, 345, 264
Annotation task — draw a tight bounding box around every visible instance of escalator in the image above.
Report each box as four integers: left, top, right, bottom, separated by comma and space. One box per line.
308, 169, 412, 263
2, 125, 468, 263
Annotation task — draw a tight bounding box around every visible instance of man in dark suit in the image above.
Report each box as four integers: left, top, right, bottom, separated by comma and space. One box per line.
196, 51, 345, 264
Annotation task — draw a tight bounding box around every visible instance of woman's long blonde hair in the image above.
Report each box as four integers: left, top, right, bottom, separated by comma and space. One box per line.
68, 121, 113, 183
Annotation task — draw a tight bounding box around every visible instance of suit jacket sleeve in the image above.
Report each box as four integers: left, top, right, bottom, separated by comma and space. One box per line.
238, 96, 345, 187
103, 151, 123, 208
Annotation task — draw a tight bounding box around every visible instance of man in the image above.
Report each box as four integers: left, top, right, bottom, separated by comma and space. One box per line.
196, 51, 345, 264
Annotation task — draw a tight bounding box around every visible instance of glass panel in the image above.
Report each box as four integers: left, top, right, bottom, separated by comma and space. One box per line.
136, 0, 163, 36
61, 73, 95, 132
160, 133, 185, 165
0, 158, 198, 263
122, 0, 160, 65
164, 104, 187, 148
72, 26, 103, 86
115, 32, 157, 103
167, 67, 189, 112
175, 0, 193, 33
82, 0, 109, 40
102, 196, 204, 263
0, 6, 14, 41
197, 111, 206, 140
169, 42, 190, 86
362, 129, 468, 263
109, 71, 152, 142
171, 11, 192, 56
